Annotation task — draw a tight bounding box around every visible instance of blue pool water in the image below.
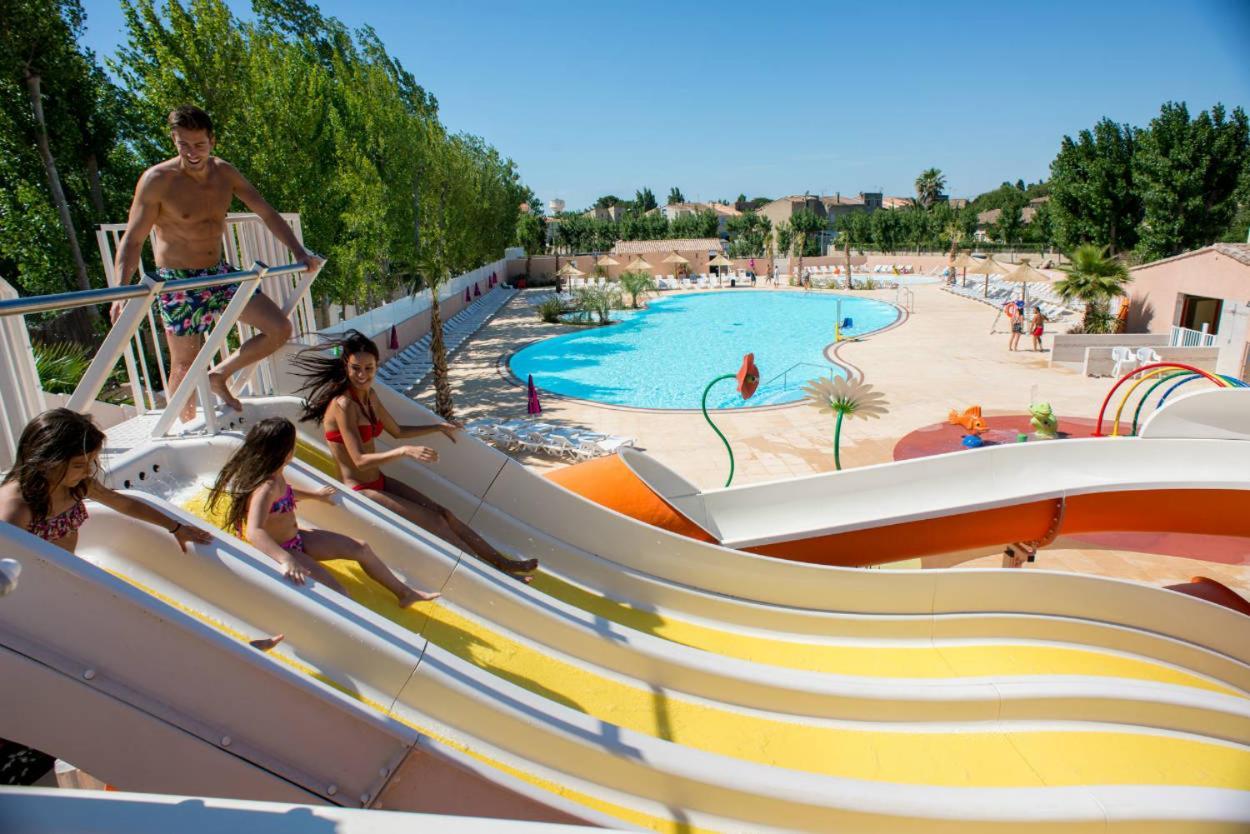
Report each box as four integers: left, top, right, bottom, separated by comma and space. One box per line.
510, 292, 899, 409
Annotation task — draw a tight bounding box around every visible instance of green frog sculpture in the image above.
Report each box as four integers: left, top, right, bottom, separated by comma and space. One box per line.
1030, 401, 1059, 439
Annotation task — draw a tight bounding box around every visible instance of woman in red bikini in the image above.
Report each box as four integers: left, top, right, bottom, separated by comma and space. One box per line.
294, 331, 537, 581
1, 409, 211, 554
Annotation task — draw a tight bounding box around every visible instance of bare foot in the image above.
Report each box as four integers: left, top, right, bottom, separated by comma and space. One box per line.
208, 370, 243, 412
249, 633, 284, 651
486, 553, 538, 583
398, 587, 441, 607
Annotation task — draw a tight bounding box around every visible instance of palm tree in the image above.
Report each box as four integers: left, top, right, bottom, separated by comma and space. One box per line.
914, 168, 947, 209
1053, 244, 1132, 333
618, 270, 656, 308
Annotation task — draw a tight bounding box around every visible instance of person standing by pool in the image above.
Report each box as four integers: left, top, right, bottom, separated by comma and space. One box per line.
1007, 303, 1023, 351
110, 105, 324, 421
1030, 306, 1048, 351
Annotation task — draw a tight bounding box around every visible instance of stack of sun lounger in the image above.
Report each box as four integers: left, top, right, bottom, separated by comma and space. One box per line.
376, 285, 516, 394
465, 418, 636, 461
941, 275, 1077, 321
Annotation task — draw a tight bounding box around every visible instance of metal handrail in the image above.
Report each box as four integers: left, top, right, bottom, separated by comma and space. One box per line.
761, 361, 836, 392
0, 262, 307, 318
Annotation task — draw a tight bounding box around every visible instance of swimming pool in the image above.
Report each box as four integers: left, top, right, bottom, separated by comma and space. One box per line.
509, 292, 899, 409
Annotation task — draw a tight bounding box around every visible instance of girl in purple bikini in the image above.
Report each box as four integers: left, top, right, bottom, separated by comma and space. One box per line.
0, 409, 211, 554
206, 417, 439, 607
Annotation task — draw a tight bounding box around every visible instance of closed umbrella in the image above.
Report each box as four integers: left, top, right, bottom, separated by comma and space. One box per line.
526, 374, 542, 415
474, 283, 482, 297
464, 287, 471, 303
388, 324, 399, 350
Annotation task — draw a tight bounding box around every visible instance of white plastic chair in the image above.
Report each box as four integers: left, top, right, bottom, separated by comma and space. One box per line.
1111, 346, 1138, 377
1135, 347, 1162, 366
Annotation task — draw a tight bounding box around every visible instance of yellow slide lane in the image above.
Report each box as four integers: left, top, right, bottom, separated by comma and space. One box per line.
325, 559, 1250, 791
290, 447, 1244, 696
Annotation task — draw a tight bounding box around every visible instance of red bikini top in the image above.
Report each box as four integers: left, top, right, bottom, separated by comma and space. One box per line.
325, 389, 384, 444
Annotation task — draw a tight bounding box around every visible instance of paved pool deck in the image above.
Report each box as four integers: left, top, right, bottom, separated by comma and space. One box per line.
410, 283, 1250, 595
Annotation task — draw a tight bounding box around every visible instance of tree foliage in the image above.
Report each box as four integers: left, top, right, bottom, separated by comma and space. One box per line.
1047, 118, 1140, 253
914, 167, 946, 208
1053, 244, 1132, 333
1133, 102, 1249, 260
725, 211, 771, 257
666, 186, 685, 205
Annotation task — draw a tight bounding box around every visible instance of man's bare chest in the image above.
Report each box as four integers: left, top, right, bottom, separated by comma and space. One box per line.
158, 177, 233, 227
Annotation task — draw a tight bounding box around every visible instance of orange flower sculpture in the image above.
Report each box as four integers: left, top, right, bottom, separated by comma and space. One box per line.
736, 353, 760, 400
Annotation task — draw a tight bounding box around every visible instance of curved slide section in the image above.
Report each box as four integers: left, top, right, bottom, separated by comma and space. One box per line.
299, 387, 1250, 672
3, 429, 1250, 831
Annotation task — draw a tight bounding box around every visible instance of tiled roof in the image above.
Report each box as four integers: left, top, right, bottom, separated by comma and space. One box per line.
1131, 243, 1250, 272
976, 206, 1038, 225
611, 238, 725, 254
1215, 242, 1250, 267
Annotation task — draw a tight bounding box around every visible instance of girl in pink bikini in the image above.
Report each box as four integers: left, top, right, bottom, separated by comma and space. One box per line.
1, 409, 211, 554
206, 417, 439, 607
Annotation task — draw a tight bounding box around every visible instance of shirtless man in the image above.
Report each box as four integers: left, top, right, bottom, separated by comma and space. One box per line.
110, 105, 324, 420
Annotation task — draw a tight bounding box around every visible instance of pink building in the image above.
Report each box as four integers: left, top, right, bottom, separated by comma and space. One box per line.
1126, 243, 1250, 380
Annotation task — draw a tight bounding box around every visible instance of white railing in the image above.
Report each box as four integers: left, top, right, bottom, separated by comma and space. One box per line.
895, 285, 915, 313
95, 213, 319, 409
0, 261, 316, 463
1170, 324, 1215, 347
319, 257, 508, 341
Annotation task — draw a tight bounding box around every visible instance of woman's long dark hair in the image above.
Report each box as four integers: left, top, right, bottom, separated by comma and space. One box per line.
206, 417, 297, 533
292, 329, 379, 425
2, 408, 105, 523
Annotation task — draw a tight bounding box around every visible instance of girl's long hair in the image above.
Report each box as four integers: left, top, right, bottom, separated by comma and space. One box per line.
2, 409, 104, 524
206, 418, 297, 533
292, 329, 379, 425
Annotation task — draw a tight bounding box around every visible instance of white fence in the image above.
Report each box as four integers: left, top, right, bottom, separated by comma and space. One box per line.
95, 213, 319, 410
319, 257, 508, 342
1171, 324, 1216, 347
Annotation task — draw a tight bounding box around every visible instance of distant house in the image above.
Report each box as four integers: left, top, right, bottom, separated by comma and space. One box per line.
756, 193, 881, 251
974, 197, 1048, 242
1125, 243, 1250, 380
583, 204, 627, 222
659, 201, 741, 236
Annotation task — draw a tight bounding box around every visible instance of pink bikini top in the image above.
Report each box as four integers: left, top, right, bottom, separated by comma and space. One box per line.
28, 500, 88, 542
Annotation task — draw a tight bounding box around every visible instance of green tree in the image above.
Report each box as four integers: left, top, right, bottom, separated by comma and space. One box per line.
670, 209, 717, 239
789, 208, 827, 276
1053, 243, 1132, 333
618, 270, 655, 308
594, 194, 621, 209
1048, 118, 1140, 253
914, 167, 946, 208
991, 202, 1023, 246
870, 208, 902, 253
666, 186, 685, 205
634, 187, 657, 212
725, 211, 772, 257
1, 0, 100, 304
1134, 102, 1250, 261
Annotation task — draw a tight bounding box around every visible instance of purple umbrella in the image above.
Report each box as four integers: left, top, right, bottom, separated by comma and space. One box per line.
464, 287, 471, 303
526, 374, 542, 415
474, 283, 482, 297
388, 324, 399, 350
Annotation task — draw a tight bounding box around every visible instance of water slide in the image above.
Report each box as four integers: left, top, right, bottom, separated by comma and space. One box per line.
3, 386, 1250, 831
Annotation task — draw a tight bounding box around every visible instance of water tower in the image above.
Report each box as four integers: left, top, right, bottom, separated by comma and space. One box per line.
548, 198, 565, 215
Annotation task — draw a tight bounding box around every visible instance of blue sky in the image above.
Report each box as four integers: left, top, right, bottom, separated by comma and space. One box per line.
80, 0, 1249, 210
